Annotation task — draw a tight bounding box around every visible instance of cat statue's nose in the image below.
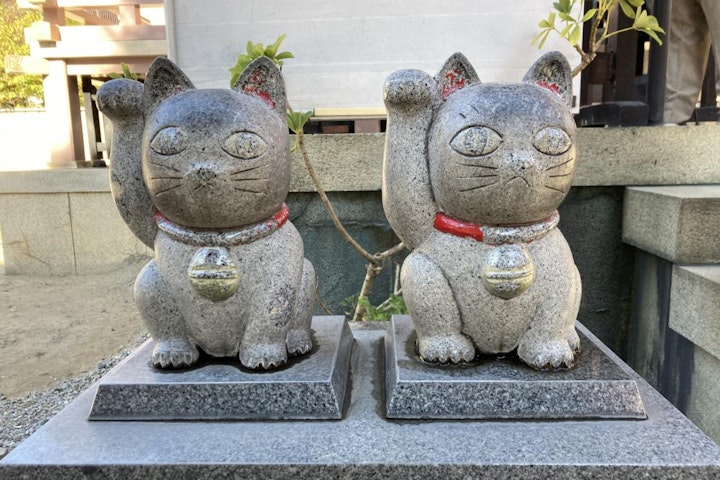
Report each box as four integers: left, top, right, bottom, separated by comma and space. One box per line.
510, 152, 535, 174
196, 167, 217, 182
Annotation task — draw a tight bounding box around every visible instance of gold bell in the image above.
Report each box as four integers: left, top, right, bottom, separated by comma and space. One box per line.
187, 247, 241, 301
481, 244, 535, 299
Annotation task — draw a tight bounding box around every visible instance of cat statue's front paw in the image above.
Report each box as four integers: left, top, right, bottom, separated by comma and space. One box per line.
152, 339, 199, 369
286, 328, 313, 357
418, 333, 475, 364
517, 337, 575, 371
239, 342, 288, 370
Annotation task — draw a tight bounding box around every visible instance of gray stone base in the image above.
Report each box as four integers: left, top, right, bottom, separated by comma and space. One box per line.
89, 316, 353, 420
385, 315, 646, 419
2, 320, 720, 480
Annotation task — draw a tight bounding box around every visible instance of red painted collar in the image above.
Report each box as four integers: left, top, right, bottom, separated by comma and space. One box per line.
433, 210, 559, 245
155, 204, 289, 247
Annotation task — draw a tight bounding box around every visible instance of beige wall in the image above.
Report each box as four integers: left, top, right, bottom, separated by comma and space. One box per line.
166, 0, 582, 112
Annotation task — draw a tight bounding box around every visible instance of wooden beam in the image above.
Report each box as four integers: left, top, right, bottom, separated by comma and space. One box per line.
117, 4, 140, 24
64, 9, 117, 25
43, 60, 77, 167
25, 0, 58, 6
31, 39, 167, 58
24, 21, 61, 42
57, 24, 164, 41
65, 57, 157, 75
57, 0, 162, 6
3, 55, 50, 75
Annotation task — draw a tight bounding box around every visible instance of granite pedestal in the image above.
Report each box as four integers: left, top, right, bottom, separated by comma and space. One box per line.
89, 316, 353, 420
2, 318, 720, 480
386, 315, 646, 419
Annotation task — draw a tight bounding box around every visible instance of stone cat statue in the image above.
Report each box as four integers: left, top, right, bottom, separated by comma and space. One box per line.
383, 51, 581, 370
97, 57, 315, 370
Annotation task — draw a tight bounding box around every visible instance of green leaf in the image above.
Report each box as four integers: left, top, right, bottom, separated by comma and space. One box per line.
557, 0, 571, 13
559, 12, 575, 22
560, 23, 573, 37
645, 29, 662, 45
538, 29, 552, 49
581, 8, 597, 22
287, 108, 313, 133
569, 24, 582, 44
253, 42, 265, 57
531, 29, 547, 46
644, 15, 665, 32
265, 33, 285, 58
302, 110, 313, 125
619, 0, 636, 18
275, 51, 295, 60
245, 40, 255, 56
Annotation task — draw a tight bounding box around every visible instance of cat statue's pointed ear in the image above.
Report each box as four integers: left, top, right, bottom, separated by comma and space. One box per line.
232, 56, 287, 114
523, 51, 573, 107
143, 57, 196, 113
435, 52, 480, 101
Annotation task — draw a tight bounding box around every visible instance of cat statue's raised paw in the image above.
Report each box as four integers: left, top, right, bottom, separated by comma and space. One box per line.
383, 51, 581, 371
97, 57, 315, 370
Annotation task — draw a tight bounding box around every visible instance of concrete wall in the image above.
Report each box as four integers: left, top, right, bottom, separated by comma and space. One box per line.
0, 111, 52, 171
624, 185, 720, 444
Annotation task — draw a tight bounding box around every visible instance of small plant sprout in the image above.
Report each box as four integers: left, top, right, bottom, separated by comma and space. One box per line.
533, 0, 665, 76
229, 34, 295, 87
108, 62, 139, 80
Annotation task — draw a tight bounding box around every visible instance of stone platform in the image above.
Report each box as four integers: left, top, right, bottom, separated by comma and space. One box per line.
386, 315, 646, 419
2, 318, 720, 480
89, 316, 353, 420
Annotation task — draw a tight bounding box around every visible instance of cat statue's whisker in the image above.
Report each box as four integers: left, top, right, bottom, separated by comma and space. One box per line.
147, 161, 182, 173
458, 181, 499, 192
544, 184, 567, 194
545, 158, 574, 171
232, 177, 268, 182
229, 164, 268, 175
458, 163, 498, 169
154, 184, 182, 196
457, 174, 498, 179
150, 175, 184, 180
233, 187, 265, 195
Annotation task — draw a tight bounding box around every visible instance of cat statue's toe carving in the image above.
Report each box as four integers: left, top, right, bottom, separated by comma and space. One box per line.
98, 57, 315, 370
383, 51, 582, 370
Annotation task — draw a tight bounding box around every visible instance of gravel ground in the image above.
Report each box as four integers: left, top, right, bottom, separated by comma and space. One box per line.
0, 333, 148, 460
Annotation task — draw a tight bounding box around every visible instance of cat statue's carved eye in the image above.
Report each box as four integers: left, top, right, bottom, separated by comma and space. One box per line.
150, 126, 189, 156
222, 131, 267, 160
450, 126, 502, 157
532, 126, 571, 156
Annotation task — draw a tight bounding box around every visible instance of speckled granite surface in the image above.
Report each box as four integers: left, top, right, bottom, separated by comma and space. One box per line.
2, 318, 719, 480
385, 315, 646, 419
89, 316, 353, 420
